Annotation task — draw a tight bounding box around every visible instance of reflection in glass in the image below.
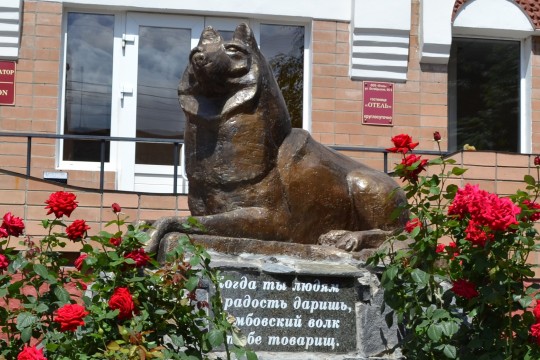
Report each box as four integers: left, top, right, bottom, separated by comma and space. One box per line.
64, 13, 114, 162
135, 26, 191, 165
260, 24, 304, 128
449, 38, 520, 152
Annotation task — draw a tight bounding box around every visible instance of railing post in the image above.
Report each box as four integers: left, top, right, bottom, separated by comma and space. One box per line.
100, 139, 105, 193
384, 152, 388, 173
26, 136, 32, 177
173, 142, 179, 196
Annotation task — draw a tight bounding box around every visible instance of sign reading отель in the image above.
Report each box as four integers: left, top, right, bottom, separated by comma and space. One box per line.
362, 81, 393, 126
0, 61, 16, 106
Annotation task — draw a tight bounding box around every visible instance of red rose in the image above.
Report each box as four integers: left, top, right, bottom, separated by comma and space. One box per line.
531, 322, 540, 345
54, 303, 89, 332
77, 281, 88, 291
66, 220, 90, 241
405, 218, 421, 233
0, 253, 9, 270
399, 154, 428, 182
433, 131, 442, 142
535, 155, 540, 167
17, 345, 47, 360
124, 248, 151, 267
451, 279, 479, 299
111, 203, 122, 214
45, 191, 78, 218
74, 253, 87, 271
435, 243, 445, 253
386, 134, 419, 154
108, 287, 135, 320
2, 212, 25, 237
109, 237, 122, 247
0, 227, 7, 238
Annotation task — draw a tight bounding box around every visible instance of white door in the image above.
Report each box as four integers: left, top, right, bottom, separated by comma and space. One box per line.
117, 14, 246, 193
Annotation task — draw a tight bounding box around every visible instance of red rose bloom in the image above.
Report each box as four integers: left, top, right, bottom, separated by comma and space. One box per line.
66, 220, 90, 241
531, 322, 540, 345
54, 303, 89, 332
0, 253, 9, 270
451, 279, 479, 299
405, 218, 421, 233
535, 155, 540, 167
399, 154, 428, 182
74, 253, 87, 271
433, 131, 442, 142
448, 184, 520, 238
109, 237, 122, 246
17, 345, 47, 360
436, 243, 446, 253
45, 191, 78, 218
0, 227, 7, 238
124, 248, 151, 267
386, 134, 419, 154
111, 203, 122, 214
2, 212, 25, 237
109, 287, 135, 320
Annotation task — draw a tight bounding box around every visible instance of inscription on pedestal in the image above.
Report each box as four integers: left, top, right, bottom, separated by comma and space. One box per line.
219, 271, 357, 353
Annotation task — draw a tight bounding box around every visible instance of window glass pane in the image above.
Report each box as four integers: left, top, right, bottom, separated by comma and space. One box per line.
63, 13, 114, 162
260, 24, 304, 128
135, 26, 191, 166
449, 38, 520, 152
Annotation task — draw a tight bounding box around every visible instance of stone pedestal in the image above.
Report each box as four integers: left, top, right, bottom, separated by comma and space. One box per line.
160, 234, 403, 360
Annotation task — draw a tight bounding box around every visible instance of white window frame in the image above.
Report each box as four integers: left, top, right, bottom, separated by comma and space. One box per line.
57, 9, 124, 172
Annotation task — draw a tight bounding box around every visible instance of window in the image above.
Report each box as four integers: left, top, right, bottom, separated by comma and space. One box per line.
63, 13, 114, 162
60, 13, 309, 192
260, 24, 304, 129
448, 38, 521, 152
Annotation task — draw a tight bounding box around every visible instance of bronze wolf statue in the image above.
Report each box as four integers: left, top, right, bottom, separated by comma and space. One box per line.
146, 23, 406, 255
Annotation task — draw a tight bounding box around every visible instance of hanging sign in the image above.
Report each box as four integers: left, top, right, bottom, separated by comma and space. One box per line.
362, 81, 393, 126
0, 61, 16, 106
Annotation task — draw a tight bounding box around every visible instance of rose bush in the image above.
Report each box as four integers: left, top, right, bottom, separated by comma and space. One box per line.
0, 191, 256, 360
368, 133, 540, 359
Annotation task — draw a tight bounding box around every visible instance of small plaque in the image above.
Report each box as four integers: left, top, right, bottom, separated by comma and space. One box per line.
0, 61, 16, 106
219, 271, 357, 353
362, 81, 393, 126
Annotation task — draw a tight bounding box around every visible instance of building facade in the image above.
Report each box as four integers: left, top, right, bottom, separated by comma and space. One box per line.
1, 0, 540, 260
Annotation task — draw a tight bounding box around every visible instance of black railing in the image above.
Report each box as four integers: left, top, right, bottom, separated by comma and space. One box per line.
0, 132, 446, 195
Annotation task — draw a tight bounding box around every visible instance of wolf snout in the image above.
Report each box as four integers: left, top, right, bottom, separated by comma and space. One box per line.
192, 51, 207, 67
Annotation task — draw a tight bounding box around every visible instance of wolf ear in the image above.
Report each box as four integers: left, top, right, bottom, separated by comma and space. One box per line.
232, 23, 258, 49
199, 26, 223, 45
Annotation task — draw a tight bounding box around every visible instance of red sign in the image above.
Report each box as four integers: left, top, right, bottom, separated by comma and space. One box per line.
362, 81, 393, 126
0, 61, 16, 106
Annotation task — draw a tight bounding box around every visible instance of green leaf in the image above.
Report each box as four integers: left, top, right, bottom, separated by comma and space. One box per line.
524, 174, 536, 186
411, 268, 429, 287
33, 264, 56, 282
207, 329, 224, 347
54, 286, 71, 304
440, 321, 459, 337
16, 312, 37, 330
385, 266, 399, 281
427, 323, 442, 341
185, 276, 200, 292
442, 344, 457, 359
21, 327, 32, 343
451, 167, 467, 176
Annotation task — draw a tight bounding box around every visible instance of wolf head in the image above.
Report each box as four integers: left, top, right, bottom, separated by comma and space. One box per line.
179, 23, 291, 132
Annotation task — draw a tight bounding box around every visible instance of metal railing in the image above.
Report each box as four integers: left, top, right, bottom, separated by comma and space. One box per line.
0, 132, 446, 195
